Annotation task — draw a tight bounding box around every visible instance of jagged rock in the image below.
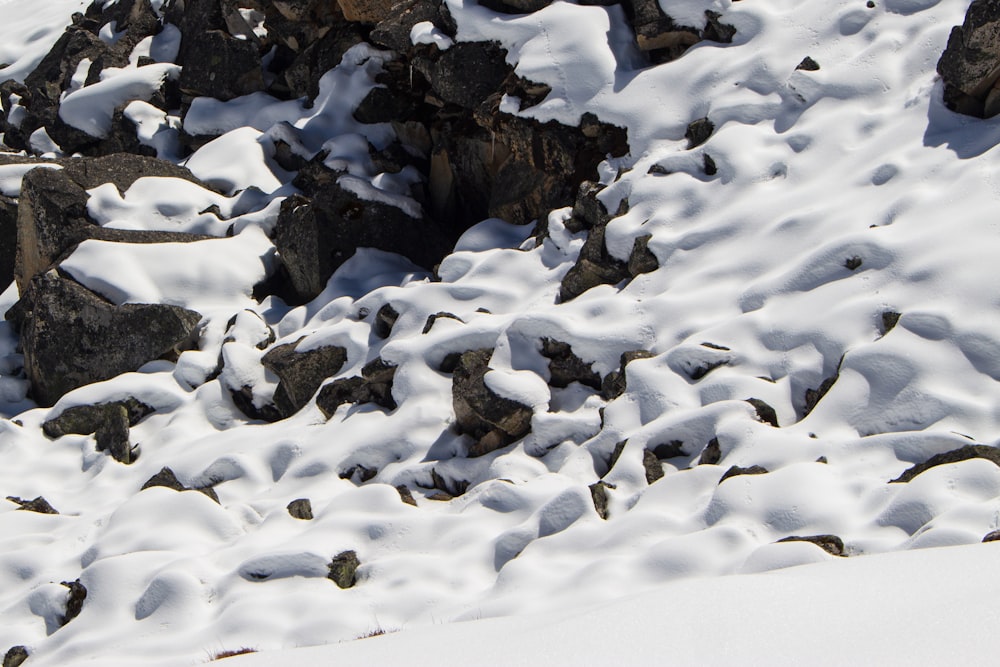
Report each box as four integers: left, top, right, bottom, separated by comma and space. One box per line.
605, 440, 627, 474
178, 30, 263, 101
698, 437, 722, 465
627, 234, 659, 277
315, 358, 398, 417
43, 399, 154, 438
370, 0, 456, 52
17, 272, 202, 407
340, 465, 377, 483
431, 41, 513, 109
719, 464, 769, 484
422, 311, 462, 333
451, 348, 533, 457
229, 384, 283, 423
983, 529, 1000, 542
746, 398, 779, 427
327, 550, 360, 589
262, 341, 348, 417
2, 646, 28, 667
94, 403, 135, 464
804, 367, 841, 418
0, 196, 16, 287
796, 56, 821, 71
938, 1, 1000, 117
589, 480, 613, 520
373, 303, 399, 339
6, 495, 58, 514
396, 484, 418, 506
890, 444, 1000, 483
287, 498, 313, 520
559, 223, 630, 302
685, 117, 714, 149
540, 338, 601, 390
60, 153, 206, 192
141, 466, 220, 502
271, 20, 366, 100
643, 448, 664, 484
776, 534, 846, 557
881, 311, 901, 335
430, 468, 469, 496
650, 440, 685, 459
354, 86, 421, 124
622, 0, 700, 63
60, 579, 87, 626
702, 10, 737, 44
272, 165, 450, 304
601, 350, 655, 400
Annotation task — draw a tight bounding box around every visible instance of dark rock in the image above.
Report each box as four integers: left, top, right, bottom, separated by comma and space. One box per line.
430, 468, 469, 496
651, 440, 686, 459
776, 534, 846, 557
451, 349, 533, 457
719, 464, 769, 484
627, 234, 659, 277
844, 255, 863, 270
422, 311, 462, 333
796, 56, 821, 71
881, 311, 900, 335
698, 437, 722, 465
559, 222, 629, 302
605, 439, 627, 474
18, 273, 201, 407
261, 341, 348, 417
540, 338, 601, 390
746, 398, 779, 427
340, 465, 377, 483
643, 448, 664, 484
3, 646, 28, 667
94, 403, 135, 464
803, 368, 840, 418
703, 153, 717, 176
354, 86, 420, 124
42, 399, 153, 438
983, 529, 1000, 542
142, 466, 221, 503
178, 30, 263, 101
0, 196, 17, 287
890, 444, 1000, 483
601, 350, 655, 400
338, 0, 396, 23
685, 117, 714, 149
371, 0, 456, 52
589, 480, 613, 520
623, 0, 700, 63
287, 498, 313, 520
271, 21, 365, 101
431, 41, 513, 109
938, 1, 1000, 117
315, 358, 398, 417
327, 550, 360, 588
702, 10, 737, 44
438, 351, 463, 373
6, 495, 58, 514
60, 579, 87, 626
479, 0, 553, 13
396, 484, 418, 506
373, 303, 399, 339
229, 384, 283, 423
60, 153, 207, 192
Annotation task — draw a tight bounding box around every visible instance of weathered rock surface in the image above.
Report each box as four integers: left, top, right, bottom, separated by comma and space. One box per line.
776, 534, 846, 557
287, 498, 314, 520
315, 357, 398, 417
642, 448, 665, 484
451, 348, 533, 457
262, 341, 348, 417
718, 464, 769, 484
601, 349, 655, 400
17, 272, 201, 406
60, 579, 87, 626
2, 646, 28, 667
938, 0, 1000, 117
890, 444, 1000, 483
141, 466, 220, 503
6, 495, 58, 514
327, 550, 360, 588
43, 398, 154, 438
540, 338, 601, 390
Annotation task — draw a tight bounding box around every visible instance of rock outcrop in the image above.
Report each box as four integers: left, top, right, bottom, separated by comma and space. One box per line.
938, 0, 1000, 117
450, 349, 533, 457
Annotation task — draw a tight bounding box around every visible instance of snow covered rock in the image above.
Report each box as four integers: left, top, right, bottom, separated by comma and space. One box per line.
261, 340, 348, 417
451, 348, 534, 457
938, 0, 1000, 116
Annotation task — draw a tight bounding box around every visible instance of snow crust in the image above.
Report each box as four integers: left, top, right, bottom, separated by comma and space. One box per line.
1, 0, 1000, 665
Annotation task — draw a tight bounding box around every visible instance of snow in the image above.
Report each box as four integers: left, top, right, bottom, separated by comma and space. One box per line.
0, 0, 999, 665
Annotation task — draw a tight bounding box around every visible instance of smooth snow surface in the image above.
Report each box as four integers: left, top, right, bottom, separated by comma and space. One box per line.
1, 0, 1000, 665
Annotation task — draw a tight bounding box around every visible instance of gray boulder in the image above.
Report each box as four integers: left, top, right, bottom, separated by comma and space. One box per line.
18, 272, 201, 406
451, 348, 533, 457
261, 341, 348, 417
891, 444, 1000, 483
938, 0, 1000, 116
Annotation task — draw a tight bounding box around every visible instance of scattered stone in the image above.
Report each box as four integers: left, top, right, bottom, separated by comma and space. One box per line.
17, 273, 201, 407
315, 358, 398, 417
6, 495, 58, 514
589, 481, 614, 520
844, 256, 863, 270
718, 464, 769, 484
451, 349, 533, 457
141, 466, 220, 503
796, 56, 820, 71
776, 534, 846, 557
327, 550, 360, 589
540, 338, 601, 390
2, 646, 28, 667
746, 398, 779, 427
881, 311, 901, 335
643, 448, 665, 484
699, 437, 722, 465
373, 303, 399, 339
396, 484, 418, 507
627, 234, 659, 277
287, 498, 313, 520
890, 444, 1000, 483
60, 579, 87, 626
601, 350, 655, 400
685, 117, 714, 149
261, 341, 348, 418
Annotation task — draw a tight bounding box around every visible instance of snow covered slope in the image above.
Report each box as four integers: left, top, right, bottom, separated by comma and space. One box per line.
1, 0, 1000, 665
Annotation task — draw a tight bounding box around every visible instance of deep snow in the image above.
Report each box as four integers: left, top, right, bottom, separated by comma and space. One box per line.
2, 0, 1000, 665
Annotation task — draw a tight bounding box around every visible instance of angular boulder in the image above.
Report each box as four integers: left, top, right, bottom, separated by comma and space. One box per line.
18, 273, 202, 406
451, 348, 533, 457
938, 0, 1000, 117
261, 341, 348, 417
